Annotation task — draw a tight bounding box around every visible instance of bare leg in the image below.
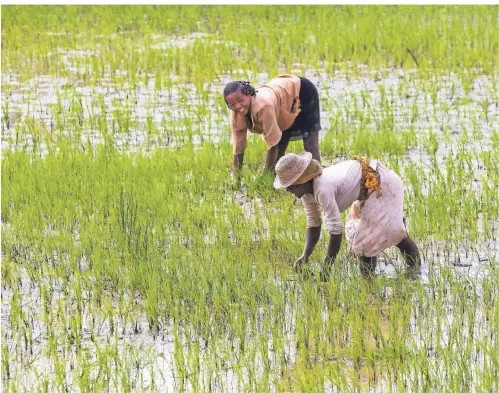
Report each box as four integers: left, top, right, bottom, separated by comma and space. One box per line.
303, 131, 321, 162
277, 132, 292, 161
396, 236, 421, 267
360, 256, 377, 278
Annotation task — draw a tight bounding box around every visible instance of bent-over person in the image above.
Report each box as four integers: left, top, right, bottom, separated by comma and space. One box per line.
273, 152, 421, 279
223, 74, 322, 174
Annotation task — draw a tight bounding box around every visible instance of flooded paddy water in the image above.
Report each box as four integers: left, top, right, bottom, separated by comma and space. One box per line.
2, 5, 498, 393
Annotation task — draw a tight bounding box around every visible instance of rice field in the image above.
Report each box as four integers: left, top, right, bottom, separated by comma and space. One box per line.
1, 5, 498, 393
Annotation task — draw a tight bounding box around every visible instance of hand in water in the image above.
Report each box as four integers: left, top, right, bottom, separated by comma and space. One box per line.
293, 253, 308, 271
320, 256, 334, 282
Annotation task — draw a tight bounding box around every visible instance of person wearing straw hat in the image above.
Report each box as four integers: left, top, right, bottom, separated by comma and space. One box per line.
274, 152, 420, 279
223, 75, 322, 175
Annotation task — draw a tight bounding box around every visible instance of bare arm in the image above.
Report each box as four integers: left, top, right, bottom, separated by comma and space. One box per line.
294, 226, 321, 269
326, 233, 342, 262
320, 233, 343, 281
232, 152, 244, 174
304, 226, 322, 258
264, 144, 279, 173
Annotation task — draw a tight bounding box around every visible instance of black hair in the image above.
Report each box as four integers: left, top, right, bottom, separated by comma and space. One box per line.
223, 81, 257, 99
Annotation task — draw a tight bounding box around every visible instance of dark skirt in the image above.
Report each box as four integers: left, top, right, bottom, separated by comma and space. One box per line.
285, 77, 322, 141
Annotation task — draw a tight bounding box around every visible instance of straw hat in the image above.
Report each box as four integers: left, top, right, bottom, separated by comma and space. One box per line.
274, 152, 322, 189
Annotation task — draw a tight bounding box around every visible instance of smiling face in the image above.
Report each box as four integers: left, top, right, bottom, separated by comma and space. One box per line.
286, 181, 314, 198
225, 89, 252, 116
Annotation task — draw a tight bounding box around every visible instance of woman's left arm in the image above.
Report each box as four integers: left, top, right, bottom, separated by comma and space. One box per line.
259, 105, 282, 172
265, 145, 279, 172
326, 233, 342, 261
320, 232, 342, 281
316, 191, 344, 262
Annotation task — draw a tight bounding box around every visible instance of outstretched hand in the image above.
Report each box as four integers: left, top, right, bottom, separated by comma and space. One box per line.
293, 253, 309, 271
320, 256, 334, 282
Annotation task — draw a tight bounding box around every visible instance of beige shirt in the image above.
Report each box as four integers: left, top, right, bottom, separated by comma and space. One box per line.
230, 74, 301, 155
301, 161, 362, 235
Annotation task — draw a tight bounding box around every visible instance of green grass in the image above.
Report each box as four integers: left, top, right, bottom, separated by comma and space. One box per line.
2, 5, 497, 83
1, 5, 498, 393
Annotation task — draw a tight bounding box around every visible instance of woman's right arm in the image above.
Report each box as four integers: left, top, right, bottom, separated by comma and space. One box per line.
230, 111, 247, 175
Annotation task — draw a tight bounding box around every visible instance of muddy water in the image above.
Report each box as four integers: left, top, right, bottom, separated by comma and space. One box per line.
2, 39, 498, 391
3, 55, 497, 155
